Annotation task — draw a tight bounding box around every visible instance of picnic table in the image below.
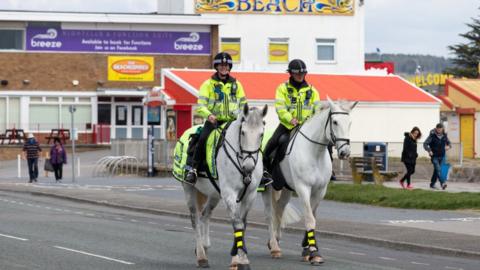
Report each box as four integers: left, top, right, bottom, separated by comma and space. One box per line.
1, 129, 26, 145
46, 129, 70, 144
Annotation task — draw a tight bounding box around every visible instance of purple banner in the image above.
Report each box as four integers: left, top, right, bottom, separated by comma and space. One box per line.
26, 27, 211, 55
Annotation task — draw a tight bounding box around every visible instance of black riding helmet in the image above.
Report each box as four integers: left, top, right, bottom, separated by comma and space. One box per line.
287, 59, 307, 74
213, 52, 233, 70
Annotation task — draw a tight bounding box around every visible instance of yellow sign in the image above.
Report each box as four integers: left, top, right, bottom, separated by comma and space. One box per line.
108, 56, 154, 81
194, 0, 355, 15
407, 73, 453, 87
269, 43, 289, 63
221, 42, 241, 62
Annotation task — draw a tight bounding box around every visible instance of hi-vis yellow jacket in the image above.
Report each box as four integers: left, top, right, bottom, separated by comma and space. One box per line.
275, 81, 321, 130
196, 74, 247, 122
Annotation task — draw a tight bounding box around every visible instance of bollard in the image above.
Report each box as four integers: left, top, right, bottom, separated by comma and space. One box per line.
17, 154, 21, 178
77, 158, 81, 177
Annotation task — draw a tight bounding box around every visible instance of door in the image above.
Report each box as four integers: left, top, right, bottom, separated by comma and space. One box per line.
115, 105, 128, 139
460, 114, 474, 158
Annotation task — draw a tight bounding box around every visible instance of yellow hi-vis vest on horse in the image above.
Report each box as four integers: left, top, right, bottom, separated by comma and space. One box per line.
196, 75, 247, 122
275, 81, 321, 130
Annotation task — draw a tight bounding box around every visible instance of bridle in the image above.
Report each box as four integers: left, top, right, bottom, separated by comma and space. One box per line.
296, 109, 351, 152
222, 117, 263, 202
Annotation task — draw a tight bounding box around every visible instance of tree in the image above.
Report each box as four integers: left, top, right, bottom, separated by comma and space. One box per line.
445, 15, 480, 78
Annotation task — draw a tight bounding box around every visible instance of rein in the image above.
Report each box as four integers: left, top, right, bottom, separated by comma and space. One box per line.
287, 109, 350, 155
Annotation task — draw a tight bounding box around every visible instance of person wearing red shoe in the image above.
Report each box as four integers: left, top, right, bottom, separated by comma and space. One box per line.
400, 127, 421, 189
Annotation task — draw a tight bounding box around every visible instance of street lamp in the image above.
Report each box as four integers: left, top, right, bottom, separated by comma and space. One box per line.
69, 105, 76, 183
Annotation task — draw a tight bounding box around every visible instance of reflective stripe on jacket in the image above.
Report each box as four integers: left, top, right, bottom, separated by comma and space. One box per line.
196, 75, 247, 122
274, 81, 321, 129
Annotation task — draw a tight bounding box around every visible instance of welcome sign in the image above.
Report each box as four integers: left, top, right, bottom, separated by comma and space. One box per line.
26, 27, 211, 55
195, 0, 355, 15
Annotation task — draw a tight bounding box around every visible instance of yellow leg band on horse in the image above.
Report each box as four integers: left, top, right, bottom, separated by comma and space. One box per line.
235, 231, 243, 238
308, 231, 315, 238
237, 241, 243, 248
308, 239, 316, 245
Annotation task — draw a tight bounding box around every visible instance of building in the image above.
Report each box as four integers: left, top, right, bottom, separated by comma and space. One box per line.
0, 10, 222, 142
438, 79, 480, 158
158, 0, 365, 73
161, 68, 441, 157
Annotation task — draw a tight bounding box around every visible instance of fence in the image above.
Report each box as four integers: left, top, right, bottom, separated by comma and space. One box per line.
111, 139, 176, 171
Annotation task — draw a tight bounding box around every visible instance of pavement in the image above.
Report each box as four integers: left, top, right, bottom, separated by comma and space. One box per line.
1, 149, 480, 260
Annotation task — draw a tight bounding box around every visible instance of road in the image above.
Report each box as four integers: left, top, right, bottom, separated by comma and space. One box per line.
0, 191, 477, 270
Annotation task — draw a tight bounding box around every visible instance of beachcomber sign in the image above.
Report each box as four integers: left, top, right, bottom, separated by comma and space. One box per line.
194, 0, 355, 15
26, 27, 211, 55
108, 56, 154, 81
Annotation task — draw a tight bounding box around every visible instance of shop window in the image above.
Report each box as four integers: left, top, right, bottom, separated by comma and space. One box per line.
132, 106, 143, 126
29, 105, 59, 130
78, 97, 91, 103
316, 38, 336, 62
221, 38, 241, 63
62, 97, 76, 103
268, 38, 289, 63
0, 98, 6, 131
0, 29, 24, 50
30, 97, 43, 103
98, 104, 111, 125
8, 98, 20, 129
116, 105, 128, 126
61, 105, 92, 130
46, 97, 59, 103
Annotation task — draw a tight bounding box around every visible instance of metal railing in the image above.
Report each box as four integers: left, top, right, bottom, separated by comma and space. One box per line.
92, 156, 139, 177
111, 139, 176, 171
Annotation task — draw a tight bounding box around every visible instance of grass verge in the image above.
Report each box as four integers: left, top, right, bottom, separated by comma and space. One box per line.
325, 183, 480, 210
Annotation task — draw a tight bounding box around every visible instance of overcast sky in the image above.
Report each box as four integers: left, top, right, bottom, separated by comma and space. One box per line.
0, 0, 478, 58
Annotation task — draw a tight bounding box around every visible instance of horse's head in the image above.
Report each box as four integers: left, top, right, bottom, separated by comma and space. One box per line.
325, 97, 358, 160
238, 103, 268, 174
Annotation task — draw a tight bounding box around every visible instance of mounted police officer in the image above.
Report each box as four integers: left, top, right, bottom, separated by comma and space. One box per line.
262, 59, 321, 185
185, 52, 247, 185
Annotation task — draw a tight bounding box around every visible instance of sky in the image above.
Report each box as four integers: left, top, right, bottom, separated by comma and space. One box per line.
0, 0, 478, 58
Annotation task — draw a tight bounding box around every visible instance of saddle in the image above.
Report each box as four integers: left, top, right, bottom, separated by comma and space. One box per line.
173, 123, 230, 183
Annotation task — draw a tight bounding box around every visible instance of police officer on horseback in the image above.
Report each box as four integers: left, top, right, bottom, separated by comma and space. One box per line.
185, 52, 247, 185
262, 59, 321, 185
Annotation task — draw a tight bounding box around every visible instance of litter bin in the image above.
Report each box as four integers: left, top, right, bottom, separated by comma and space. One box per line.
363, 142, 388, 172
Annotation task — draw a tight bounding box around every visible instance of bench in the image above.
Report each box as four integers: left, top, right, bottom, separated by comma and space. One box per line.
350, 157, 399, 185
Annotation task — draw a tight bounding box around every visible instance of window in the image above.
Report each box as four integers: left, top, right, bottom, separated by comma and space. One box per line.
0, 98, 6, 131
268, 38, 289, 63
220, 38, 241, 63
0, 29, 24, 50
98, 104, 111, 125
61, 105, 92, 130
132, 106, 143, 126
316, 39, 336, 62
29, 105, 59, 130
8, 98, 20, 129
116, 106, 128, 126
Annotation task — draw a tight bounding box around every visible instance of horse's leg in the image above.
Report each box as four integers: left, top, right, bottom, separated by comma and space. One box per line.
182, 184, 208, 268
262, 187, 280, 258
223, 191, 250, 270
270, 189, 292, 258
200, 195, 220, 252
308, 186, 327, 264
296, 184, 323, 264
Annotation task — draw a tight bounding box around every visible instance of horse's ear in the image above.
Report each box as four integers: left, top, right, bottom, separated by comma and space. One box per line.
243, 103, 249, 116
326, 95, 334, 108
350, 101, 359, 111
261, 104, 268, 118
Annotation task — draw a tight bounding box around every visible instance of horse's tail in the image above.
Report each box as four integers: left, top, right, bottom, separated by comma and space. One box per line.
281, 203, 301, 228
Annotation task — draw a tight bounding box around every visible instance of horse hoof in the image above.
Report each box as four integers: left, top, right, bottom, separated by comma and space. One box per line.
302, 255, 310, 262
310, 256, 324, 265
271, 250, 282, 259
197, 259, 209, 268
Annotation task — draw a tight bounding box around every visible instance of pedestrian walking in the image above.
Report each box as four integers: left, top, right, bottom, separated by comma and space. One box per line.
400, 127, 421, 189
423, 123, 451, 190
22, 133, 42, 183
50, 137, 67, 183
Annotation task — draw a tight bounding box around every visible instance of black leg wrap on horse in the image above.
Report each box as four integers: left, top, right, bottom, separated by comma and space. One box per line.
230, 230, 248, 256
304, 229, 318, 249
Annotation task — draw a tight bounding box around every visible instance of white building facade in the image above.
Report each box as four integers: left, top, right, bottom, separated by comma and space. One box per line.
158, 0, 365, 73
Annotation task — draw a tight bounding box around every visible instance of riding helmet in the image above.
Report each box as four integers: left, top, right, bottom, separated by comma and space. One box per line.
287, 59, 307, 74
213, 52, 233, 70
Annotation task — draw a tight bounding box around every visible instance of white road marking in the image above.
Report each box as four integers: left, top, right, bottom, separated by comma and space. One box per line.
348, 251, 366, 256
247, 236, 260, 240
411, 261, 430, 266
441, 217, 480, 222
85, 213, 96, 217
0, 233, 28, 241
379, 257, 397, 261
75, 212, 84, 215
130, 219, 138, 223
183, 227, 193, 230
386, 219, 434, 224
54, 246, 134, 265
321, 247, 336, 251
445, 266, 463, 270
54, 208, 63, 212
148, 222, 158, 225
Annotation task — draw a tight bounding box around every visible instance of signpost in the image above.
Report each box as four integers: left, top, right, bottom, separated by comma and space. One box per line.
69, 105, 76, 183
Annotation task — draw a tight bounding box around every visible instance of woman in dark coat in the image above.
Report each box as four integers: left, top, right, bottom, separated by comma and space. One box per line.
50, 137, 67, 183
400, 127, 421, 189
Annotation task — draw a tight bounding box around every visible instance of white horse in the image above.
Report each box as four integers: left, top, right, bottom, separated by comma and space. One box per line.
262, 98, 357, 265
182, 104, 267, 269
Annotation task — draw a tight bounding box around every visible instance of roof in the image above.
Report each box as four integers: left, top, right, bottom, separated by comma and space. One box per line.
164, 69, 439, 103
0, 10, 224, 25
437, 95, 455, 111
447, 79, 480, 103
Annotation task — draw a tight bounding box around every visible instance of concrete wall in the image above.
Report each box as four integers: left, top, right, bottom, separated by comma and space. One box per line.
180, 0, 365, 73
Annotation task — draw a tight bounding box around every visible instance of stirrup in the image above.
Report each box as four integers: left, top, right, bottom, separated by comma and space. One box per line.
261, 171, 274, 186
